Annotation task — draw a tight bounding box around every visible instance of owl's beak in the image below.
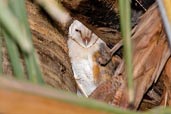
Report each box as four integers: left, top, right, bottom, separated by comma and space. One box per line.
82, 37, 90, 46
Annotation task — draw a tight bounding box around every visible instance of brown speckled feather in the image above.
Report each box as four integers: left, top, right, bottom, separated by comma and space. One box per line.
89, 75, 129, 108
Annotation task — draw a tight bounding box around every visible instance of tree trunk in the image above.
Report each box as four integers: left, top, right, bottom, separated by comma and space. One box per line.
25, 0, 77, 92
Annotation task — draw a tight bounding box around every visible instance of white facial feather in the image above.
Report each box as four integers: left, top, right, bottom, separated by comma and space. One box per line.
69, 20, 99, 48
67, 20, 106, 96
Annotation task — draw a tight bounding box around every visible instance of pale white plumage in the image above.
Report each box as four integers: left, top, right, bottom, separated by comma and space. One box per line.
67, 20, 106, 96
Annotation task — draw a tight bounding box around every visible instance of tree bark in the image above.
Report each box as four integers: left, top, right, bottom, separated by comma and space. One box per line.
25, 0, 77, 92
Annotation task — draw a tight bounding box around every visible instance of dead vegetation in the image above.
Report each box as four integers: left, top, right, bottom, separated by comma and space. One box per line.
2, 0, 171, 111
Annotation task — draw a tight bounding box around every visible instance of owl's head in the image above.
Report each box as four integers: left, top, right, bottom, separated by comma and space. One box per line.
69, 20, 98, 48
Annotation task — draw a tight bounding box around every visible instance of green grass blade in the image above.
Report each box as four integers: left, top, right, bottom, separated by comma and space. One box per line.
8, 0, 32, 39
32, 53, 44, 83
119, 0, 134, 104
0, 0, 32, 54
0, 77, 138, 114
8, 0, 44, 84
1, 77, 171, 114
0, 24, 3, 74
24, 55, 44, 84
3, 32, 25, 79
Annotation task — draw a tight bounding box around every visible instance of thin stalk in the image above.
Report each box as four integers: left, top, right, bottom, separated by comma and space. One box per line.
157, 0, 171, 50
0, 23, 3, 74
24, 54, 44, 84
8, 0, 44, 84
3, 32, 25, 79
0, 0, 32, 54
119, 0, 134, 104
163, 0, 171, 21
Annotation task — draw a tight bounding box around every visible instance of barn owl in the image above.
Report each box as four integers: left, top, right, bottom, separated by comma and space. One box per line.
67, 20, 112, 96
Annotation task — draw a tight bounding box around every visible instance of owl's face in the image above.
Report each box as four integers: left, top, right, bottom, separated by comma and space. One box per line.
69, 20, 98, 48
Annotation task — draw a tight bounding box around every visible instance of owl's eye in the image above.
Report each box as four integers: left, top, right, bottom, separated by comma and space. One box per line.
75, 29, 81, 33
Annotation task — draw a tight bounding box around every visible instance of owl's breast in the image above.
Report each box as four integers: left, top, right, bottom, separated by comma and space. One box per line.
67, 38, 102, 96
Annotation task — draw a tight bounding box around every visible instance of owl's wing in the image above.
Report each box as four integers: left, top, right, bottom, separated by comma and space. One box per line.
71, 60, 96, 96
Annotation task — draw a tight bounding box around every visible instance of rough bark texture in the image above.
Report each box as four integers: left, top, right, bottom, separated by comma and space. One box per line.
25, 0, 76, 92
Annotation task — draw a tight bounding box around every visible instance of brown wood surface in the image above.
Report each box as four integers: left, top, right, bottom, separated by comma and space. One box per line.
25, 0, 77, 92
